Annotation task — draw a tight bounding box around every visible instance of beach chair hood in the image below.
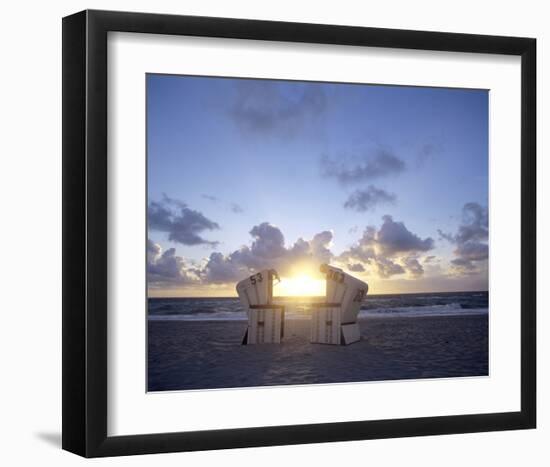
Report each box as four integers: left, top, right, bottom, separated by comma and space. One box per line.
236, 269, 280, 307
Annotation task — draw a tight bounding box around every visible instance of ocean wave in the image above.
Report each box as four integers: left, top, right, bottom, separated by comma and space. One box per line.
148, 302, 488, 321
149, 311, 247, 321
360, 304, 488, 318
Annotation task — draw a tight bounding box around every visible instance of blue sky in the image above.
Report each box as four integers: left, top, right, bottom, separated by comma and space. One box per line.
146, 74, 489, 296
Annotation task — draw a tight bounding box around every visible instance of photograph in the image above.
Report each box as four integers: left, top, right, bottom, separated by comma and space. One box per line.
146, 74, 489, 392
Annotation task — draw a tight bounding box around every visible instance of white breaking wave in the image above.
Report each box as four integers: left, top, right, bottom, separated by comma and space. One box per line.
360, 304, 488, 318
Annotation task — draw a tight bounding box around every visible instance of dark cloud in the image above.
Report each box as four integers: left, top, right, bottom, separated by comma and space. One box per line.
423, 255, 437, 263
438, 230, 455, 243
438, 203, 488, 245
450, 257, 476, 269
202, 251, 250, 284
403, 257, 424, 277
202, 194, 244, 214
416, 143, 442, 168
450, 258, 479, 276
248, 223, 287, 259
344, 186, 396, 212
147, 239, 199, 286
230, 203, 244, 214
377, 215, 434, 256
321, 149, 405, 185
230, 81, 326, 137
439, 203, 489, 275
338, 215, 434, 279
202, 194, 219, 202
375, 257, 406, 278
148, 195, 220, 247
347, 263, 365, 272
455, 242, 488, 261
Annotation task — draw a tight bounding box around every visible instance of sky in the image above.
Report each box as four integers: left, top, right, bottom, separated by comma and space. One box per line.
146, 74, 489, 297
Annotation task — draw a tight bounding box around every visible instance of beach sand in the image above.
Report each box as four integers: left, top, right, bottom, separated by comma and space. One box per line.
148, 315, 488, 391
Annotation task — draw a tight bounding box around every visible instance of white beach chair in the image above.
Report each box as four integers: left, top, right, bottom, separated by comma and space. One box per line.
236, 269, 285, 344
310, 264, 368, 345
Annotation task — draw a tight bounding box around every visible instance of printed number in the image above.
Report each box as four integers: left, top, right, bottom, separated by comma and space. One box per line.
353, 289, 366, 302
250, 272, 263, 285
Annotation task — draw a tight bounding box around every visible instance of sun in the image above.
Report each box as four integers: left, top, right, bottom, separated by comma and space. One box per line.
274, 273, 326, 297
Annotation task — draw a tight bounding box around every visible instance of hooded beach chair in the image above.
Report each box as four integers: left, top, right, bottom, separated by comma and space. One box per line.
310, 264, 368, 345
236, 269, 285, 344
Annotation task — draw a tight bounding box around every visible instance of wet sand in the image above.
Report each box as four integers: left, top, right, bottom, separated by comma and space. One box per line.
147, 315, 488, 391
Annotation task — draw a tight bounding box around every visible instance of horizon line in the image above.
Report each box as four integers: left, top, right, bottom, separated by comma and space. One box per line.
148, 289, 489, 300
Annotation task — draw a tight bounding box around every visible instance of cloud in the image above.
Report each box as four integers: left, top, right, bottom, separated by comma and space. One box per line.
148, 195, 220, 247
148, 216, 436, 289
202, 194, 244, 214
376, 215, 434, 255
347, 263, 365, 272
202, 194, 219, 202
201, 251, 251, 284
416, 143, 442, 168
438, 202, 488, 245
439, 202, 488, 275
375, 257, 406, 278
338, 215, 434, 279
147, 239, 161, 265
343, 186, 396, 212
321, 149, 405, 185
230, 203, 244, 214
229, 80, 326, 137
454, 241, 488, 261
202, 223, 334, 283
402, 257, 424, 277
449, 258, 479, 276
338, 226, 377, 264
147, 239, 199, 286
248, 222, 287, 259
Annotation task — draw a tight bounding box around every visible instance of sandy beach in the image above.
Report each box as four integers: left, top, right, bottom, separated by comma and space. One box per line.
148, 314, 488, 391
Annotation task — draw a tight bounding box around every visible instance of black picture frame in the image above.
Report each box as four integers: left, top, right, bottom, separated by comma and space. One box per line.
62, 9, 536, 458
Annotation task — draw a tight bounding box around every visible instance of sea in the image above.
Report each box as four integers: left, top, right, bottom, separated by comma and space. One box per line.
148, 291, 488, 321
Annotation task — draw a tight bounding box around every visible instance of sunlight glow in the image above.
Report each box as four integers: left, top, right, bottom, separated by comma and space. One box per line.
274, 274, 326, 297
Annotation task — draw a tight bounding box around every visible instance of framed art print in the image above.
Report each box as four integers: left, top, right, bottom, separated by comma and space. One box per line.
62, 10, 536, 457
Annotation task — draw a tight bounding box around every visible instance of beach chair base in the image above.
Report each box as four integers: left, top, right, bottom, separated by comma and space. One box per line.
310, 306, 361, 345
341, 323, 361, 345
242, 306, 284, 344
310, 305, 341, 344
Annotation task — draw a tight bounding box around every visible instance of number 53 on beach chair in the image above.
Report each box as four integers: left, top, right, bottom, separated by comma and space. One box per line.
311, 264, 368, 345
236, 269, 285, 345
